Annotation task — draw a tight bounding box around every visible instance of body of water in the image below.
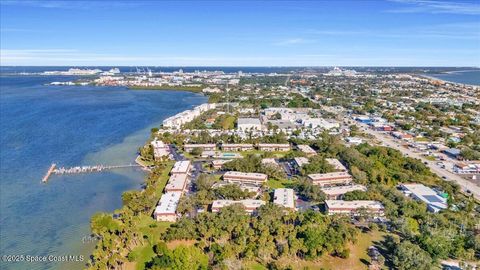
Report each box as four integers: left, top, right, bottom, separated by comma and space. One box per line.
0, 74, 206, 270
428, 70, 480, 86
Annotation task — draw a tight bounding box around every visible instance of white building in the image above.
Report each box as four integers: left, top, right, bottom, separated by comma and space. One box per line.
164, 173, 188, 193
151, 139, 170, 160
221, 143, 254, 151
399, 184, 448, 213
184, 143, 216, 152
345, 137, 363, 145
293, 157, 309, 168
325, 200, 384, 216
308, 172, 353, 186
321, 185, 367, 199
297, 144, 317, 156
257, 143, 291, 152
237, 118, 262, 131
273, 188, 296, 210
154, 191, 182, 222
163, 103, 217, 129
303, 118, 340, 130
223, 171, 268, 186
211, 199, 266, 214
325, 158, 348, 172
171, 160, 191, 175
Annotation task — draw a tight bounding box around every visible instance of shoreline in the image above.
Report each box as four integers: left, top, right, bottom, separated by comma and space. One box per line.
418, 73, 480, 88
85, 88, 207, 268
128, 85, 203, 93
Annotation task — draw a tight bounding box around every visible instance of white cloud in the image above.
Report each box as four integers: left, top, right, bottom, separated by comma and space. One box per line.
0, 0, 143, 10
273, 38, 314, 46
387, 0, 480, 15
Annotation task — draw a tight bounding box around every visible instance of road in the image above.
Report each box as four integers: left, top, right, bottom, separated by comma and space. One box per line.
354, 120, 480, 201
296, 89, 480, 200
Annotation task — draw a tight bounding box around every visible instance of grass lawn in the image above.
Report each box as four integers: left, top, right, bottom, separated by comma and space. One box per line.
128, 244, 156, 270
155, 161, 175, 197
266, 179, 291, 189
272, 229, 390, 270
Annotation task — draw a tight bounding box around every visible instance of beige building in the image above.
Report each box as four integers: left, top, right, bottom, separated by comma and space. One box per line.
171, 160, 191, 175
151, 139, 170, 160
257, 143, 291, 152
223, 171, 268, 186
308, 172, 353, 186
184, 143, 216, 153
297, 144, 317, 156
211, 199, 266, 214
321, 185, 367, 199
325, 158, 348, 172
221, 143, 254, 151
325, 200, 384, 217
154, 192, 182, 222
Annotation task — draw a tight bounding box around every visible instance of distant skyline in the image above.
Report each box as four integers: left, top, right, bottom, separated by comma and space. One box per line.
1, 0, 479, 66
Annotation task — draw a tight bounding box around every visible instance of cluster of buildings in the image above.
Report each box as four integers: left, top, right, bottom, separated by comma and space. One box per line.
163, 103, 217, 129
154, 160, 191, 222
183, 142, 291, 154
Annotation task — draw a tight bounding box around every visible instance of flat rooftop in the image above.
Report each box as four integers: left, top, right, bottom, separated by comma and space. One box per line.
399, 183, 447, 211
222, 143, 254, 147
308, 171, 352, 180
165, 173, 188, 191
212, 199, 266, 209
321, 184, 367, 196
224, 171, 268, 181
297, 144, 317, 154
171, 160, 191, 174
325, 158, 347, 171
238, 118, 261, 125
151, 139, 166, 148
257, 143, 291, 147
184, 143, 216, 148
294, 157, 309, 167
155, 191, 182, 215
273, 188, 295, 209
325, 200, 384, 210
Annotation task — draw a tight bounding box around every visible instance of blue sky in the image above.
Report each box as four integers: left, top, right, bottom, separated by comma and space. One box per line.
1, 0, 479, 66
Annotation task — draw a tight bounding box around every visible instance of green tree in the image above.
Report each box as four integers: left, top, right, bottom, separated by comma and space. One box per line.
393, 241, 437, 270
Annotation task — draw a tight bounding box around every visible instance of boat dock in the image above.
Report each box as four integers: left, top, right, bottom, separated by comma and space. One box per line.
42, 163, 57, 183
41, 163, 141, 183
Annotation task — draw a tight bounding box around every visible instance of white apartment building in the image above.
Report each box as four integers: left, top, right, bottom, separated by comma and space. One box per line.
308, 172, 353, 186
223, 171, 268, 186
321, 185, 367, 199
154, 191, 182, 222
257, 143, 291, 152
171, 160, 191, 175
273, 188, 296, 209
151, 139, 170, 160
297, 144, 317, 156
325, 200, 384, 217
211, 199, 266, 214
325, 158, 348, 172
184, 143, 216, 152
164, 173, 188, 193
221, 143, 254, 151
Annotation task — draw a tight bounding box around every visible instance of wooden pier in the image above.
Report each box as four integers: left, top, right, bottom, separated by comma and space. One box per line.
41, 163, 141, 183
42, 163, 56, 183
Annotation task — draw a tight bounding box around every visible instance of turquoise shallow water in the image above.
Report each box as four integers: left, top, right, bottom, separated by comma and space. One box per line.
0, 74, 206, 270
